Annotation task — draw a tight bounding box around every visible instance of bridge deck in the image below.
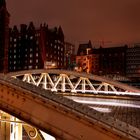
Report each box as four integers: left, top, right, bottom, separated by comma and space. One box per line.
91, 103, 140, 129
67, 96, 140, 131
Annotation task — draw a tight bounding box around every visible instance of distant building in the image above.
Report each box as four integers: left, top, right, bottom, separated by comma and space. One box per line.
126, 44, 140, 79
76, 41, 99, 73
96, 46, 127, 75
0, 0, 65, 72
64, 42, 75, 69
76, 42, 128, 75
0, 0, 10, 73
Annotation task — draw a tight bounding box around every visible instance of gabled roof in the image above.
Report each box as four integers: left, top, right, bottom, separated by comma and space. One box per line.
77, 40, 93, 55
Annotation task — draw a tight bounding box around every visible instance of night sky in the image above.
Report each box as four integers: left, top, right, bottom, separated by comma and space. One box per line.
7, 0, 140, 46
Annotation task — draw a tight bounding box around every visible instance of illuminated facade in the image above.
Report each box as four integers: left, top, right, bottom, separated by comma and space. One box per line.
126, 44, 140, 79
76, 41, 99, 73
76, 54, 99, 73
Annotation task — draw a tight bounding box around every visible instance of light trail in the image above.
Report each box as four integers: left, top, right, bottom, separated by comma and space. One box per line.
73, 99, 140, 109
89, 106, 112, 113
74, 90, 140, 96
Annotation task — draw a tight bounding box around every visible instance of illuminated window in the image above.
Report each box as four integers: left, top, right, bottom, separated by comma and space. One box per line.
30, 60, 33, 63
30, 54, 33, 58
29, 66, 32, 69
36, 53, 38, 57
30, 36, 33, 40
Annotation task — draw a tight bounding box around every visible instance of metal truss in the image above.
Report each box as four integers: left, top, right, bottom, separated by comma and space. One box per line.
11, 70, 140, 96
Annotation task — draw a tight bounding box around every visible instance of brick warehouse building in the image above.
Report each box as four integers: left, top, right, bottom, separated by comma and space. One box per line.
0, 0, 65, 72
9, 23, 65, 72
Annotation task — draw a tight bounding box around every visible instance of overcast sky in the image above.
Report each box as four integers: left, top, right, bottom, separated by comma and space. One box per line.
7, 0, 140, 46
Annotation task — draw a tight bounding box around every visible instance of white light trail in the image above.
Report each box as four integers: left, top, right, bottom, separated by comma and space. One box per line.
90, 106, 112, 113
74, 99, 140, 109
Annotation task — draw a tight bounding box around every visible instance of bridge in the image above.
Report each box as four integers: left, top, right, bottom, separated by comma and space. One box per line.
0, 69, 140, 140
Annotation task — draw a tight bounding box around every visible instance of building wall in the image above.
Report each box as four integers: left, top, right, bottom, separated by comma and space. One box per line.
9, 23, 43, 72
96, 46, 127, 75
64, 42, 75, 69
44, 26, 65, 69
126, 44, 140, 79
76, 54, 99, 74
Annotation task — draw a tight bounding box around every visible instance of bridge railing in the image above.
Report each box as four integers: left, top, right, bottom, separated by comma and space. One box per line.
8, 69, 140, 96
